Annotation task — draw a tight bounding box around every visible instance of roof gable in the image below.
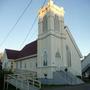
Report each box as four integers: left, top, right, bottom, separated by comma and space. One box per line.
64, 26, 82, 58
5, 49, 19, 59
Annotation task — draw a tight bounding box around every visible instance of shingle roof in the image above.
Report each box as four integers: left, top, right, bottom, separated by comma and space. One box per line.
5, 49, 20, 59
19, 40, 37, 58
5, 40, 37, 60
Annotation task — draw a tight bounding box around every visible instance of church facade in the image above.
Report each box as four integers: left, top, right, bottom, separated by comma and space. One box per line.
2, 0, 82, 84
37, 0, 82, 79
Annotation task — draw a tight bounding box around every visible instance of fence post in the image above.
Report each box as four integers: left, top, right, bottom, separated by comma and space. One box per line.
33, 79, 34, 87
27, 80, 30, 90
21, 79, 23, 89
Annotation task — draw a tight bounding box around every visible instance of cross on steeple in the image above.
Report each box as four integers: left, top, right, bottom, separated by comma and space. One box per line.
48, 0, 53, 2
48, 0, 54, 5
48, 0, 53, 4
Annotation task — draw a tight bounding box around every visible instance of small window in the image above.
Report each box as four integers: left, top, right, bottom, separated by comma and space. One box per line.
20, 61, 22, 68
43, 51, 48, 66
24, 63, 27, 69
44, 74, 47, 79
11, 62, 13, 68
43, 60, 47, 66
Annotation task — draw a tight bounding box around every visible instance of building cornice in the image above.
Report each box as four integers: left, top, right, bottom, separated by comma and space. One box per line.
38, 30, 66, 40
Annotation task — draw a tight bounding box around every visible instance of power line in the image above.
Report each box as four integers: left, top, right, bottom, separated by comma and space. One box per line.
19, 0, 47, 49
19, 15, 38, 49
42, 0, 47, 8
0, 0, 33, 48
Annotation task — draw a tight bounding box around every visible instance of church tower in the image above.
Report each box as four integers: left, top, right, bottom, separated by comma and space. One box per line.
37, 0, 67, 79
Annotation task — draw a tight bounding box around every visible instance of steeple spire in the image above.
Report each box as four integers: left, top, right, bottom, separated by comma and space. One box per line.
48, 0, 53, 5
48, 0, 53, 2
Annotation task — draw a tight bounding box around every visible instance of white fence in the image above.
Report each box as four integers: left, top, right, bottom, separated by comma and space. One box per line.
4, 74, 41, 90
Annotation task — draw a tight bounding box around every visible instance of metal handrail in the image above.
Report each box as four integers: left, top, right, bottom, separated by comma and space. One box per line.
5, 74, 41, 90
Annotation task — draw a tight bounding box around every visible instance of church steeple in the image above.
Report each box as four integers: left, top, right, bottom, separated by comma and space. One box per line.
37, 0, 66, 79
39, 0, 64, 18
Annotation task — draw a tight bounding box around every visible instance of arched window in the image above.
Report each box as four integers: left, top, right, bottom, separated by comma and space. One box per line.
20, 61, 22, 68
66, 45, 71, 67
43, 15, 48, 32
54, 15, 60, 32
43, 51, 48, 66
55, 51, 61, 58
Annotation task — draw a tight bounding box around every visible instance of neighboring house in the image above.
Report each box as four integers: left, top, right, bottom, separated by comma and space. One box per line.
2, 49, 18, 71
0, 53, 3, 61
0, 53, 3, 70
82, 53, 90, 78
2, 0, 83, 84
15, 41, 37, 72
2, 41, 37, 72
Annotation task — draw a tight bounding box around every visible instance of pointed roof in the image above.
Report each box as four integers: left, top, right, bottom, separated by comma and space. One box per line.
39, 0, 64, 18
5, 40, 37, 60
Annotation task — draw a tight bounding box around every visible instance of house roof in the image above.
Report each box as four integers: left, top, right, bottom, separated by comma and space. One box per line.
5, 49, 19, 59
19, 40, 37, 58
5, 40, 37, 60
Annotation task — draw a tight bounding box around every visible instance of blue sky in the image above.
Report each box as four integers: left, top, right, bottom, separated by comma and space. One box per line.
0, 0, 90, 56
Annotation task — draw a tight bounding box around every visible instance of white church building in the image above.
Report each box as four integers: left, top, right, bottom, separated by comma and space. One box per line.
2, 0, 83, 84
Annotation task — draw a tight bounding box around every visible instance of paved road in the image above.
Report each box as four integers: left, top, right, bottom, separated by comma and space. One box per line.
41, 84, 90, 90
5, 83, 90, 90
